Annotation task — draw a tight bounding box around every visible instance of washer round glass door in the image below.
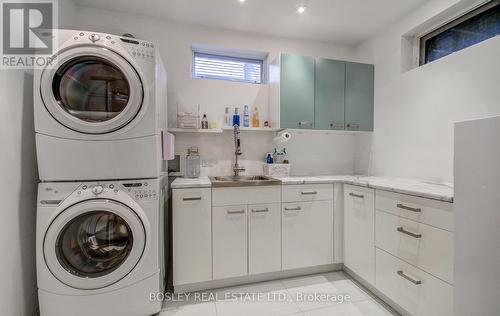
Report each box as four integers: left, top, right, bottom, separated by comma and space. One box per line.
43, 199, 146, 290
40, 45, 143, 134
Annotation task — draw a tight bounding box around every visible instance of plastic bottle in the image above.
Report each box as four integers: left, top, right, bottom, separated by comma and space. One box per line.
243, 105, 250, 127
201, 114, 208, 129
224, 107, 231, 127
252, 107, 260, 128
232, 108, 240, 126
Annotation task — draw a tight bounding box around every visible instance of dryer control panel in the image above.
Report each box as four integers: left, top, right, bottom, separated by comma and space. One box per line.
69, 31, 156, 63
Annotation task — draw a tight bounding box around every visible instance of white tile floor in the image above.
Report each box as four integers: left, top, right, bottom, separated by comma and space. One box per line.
160, 272, 399, 316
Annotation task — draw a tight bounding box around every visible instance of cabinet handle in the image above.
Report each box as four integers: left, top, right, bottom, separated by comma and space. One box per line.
349, 192, 364, 198
397, 203, 421, 213
301, 191, 317, 195
397, 227, 422, 239
227, 209, 245, 214
284, 206, 302, 211
298, 121, 312, 128
183, 196, 202, 201
397, 270, 422, 285
251, 208, 269, 213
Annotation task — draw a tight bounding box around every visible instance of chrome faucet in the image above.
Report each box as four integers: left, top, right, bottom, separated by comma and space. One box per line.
233, 125, 246, 176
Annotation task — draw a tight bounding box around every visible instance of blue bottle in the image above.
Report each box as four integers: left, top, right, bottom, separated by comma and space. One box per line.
266, 153, 273, 164
232, 108, 240, 126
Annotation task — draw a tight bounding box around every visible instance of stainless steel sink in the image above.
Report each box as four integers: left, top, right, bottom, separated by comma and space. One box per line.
210, 175, 281, 187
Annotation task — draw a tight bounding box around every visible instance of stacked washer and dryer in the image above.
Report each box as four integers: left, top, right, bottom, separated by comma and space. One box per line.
34, 30, 171, 316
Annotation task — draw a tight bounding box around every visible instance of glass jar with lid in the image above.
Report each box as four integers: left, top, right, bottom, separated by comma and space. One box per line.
185, 147, 200, 178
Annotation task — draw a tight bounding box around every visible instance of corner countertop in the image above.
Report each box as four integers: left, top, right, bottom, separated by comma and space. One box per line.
171, 175, 454, 203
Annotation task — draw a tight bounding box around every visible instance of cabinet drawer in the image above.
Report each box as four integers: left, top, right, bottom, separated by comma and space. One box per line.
248, 203, 281, 274
173, 188, 212, 286
282, 201, 334, 270
282, 184, 333, 202
376, 210, 454, 284
376, 190, 454, 231
375, 248, 453, 316
213, 205, 248, 280
213, 186, 281, 206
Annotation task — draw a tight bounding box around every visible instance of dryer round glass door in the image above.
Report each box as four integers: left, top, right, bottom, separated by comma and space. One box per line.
43, 199, 146, 290
40, 46, 144, 134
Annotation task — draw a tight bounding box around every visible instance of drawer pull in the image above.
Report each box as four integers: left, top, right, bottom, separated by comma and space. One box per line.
349, 192, 364, 198
252, 208, 269, 213
397, 270, 422, 285
227, 209, 245, 215
183, 196, 202, 201
285, 206, 302, 211
397, 227, 422, 238
397, 203, 421, 213
301, 191, 318, 195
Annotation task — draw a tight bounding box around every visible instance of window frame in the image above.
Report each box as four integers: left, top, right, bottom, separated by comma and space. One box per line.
192, 50, 265, 84
419, 0, 500, 65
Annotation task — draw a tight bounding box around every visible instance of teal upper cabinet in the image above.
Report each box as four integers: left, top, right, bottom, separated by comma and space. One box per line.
280, 54, 315, 129
314, 58, 346, 130
274, 54, 374, 131
345, 62, 374, 131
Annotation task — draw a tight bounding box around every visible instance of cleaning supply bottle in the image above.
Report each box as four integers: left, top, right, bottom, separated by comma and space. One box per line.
201, 114, 208, 129
232, 107, 240, 126
243, 105, 250, 127
252, 107, 260, 128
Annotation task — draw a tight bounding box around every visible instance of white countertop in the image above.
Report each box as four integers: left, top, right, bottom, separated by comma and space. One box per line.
170, 177, 212, 189
171, 175, 454, 202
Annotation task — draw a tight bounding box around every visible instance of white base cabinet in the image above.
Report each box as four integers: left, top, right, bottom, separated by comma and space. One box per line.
213, 205, 248, 280
248, 203, 281, 274
173, 188, 212, 286
343, 185, 375, 285
282, 200, 334, 270
212, 186, 282, 280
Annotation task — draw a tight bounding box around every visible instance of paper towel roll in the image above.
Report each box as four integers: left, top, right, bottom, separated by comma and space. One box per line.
273, 131, 291, 144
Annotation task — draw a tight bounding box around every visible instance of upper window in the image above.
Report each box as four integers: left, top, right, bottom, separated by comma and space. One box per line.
193, 51, 264, 84
420, 0, 500, 65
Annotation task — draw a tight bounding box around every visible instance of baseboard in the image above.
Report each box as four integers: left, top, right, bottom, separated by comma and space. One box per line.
342, 265, 409, 316
174, 263, 343, 293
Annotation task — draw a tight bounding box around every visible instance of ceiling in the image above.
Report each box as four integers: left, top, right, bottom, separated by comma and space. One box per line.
74, 0, 429, 45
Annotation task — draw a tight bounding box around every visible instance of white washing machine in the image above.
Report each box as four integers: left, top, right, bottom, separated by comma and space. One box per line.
34, 30, 168, 181
36, 177, 168, 316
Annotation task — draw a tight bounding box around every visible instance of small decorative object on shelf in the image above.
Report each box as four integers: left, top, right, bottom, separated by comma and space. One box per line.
177, 103, 200, 129
263, 163, 290, 177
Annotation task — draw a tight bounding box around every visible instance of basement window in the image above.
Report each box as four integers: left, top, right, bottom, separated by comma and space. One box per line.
420, 0, 500, 65
192, 51, 264, 84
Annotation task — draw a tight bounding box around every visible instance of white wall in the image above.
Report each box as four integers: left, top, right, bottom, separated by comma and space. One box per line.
73, 6, 361, 176
354, 0, 500, 183
0, 1, 77, 314
0, 70, 38, 316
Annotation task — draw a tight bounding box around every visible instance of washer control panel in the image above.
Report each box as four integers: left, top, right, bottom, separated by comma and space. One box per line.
123, 181, 158, 201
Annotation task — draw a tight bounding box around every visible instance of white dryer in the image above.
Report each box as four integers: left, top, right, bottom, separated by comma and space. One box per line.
36, 177, 168, 316
34, 30, 168, 181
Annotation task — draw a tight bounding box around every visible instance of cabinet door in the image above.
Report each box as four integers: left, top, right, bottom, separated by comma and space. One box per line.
345, 62, 374, 131
213, 205, 248, 280
248, 203, 281, 274
315, 58, 345, 130
280, 54, 315, 129
344, 185, 375, 285
173, 188, 212, 286
282, 201, 334, 270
